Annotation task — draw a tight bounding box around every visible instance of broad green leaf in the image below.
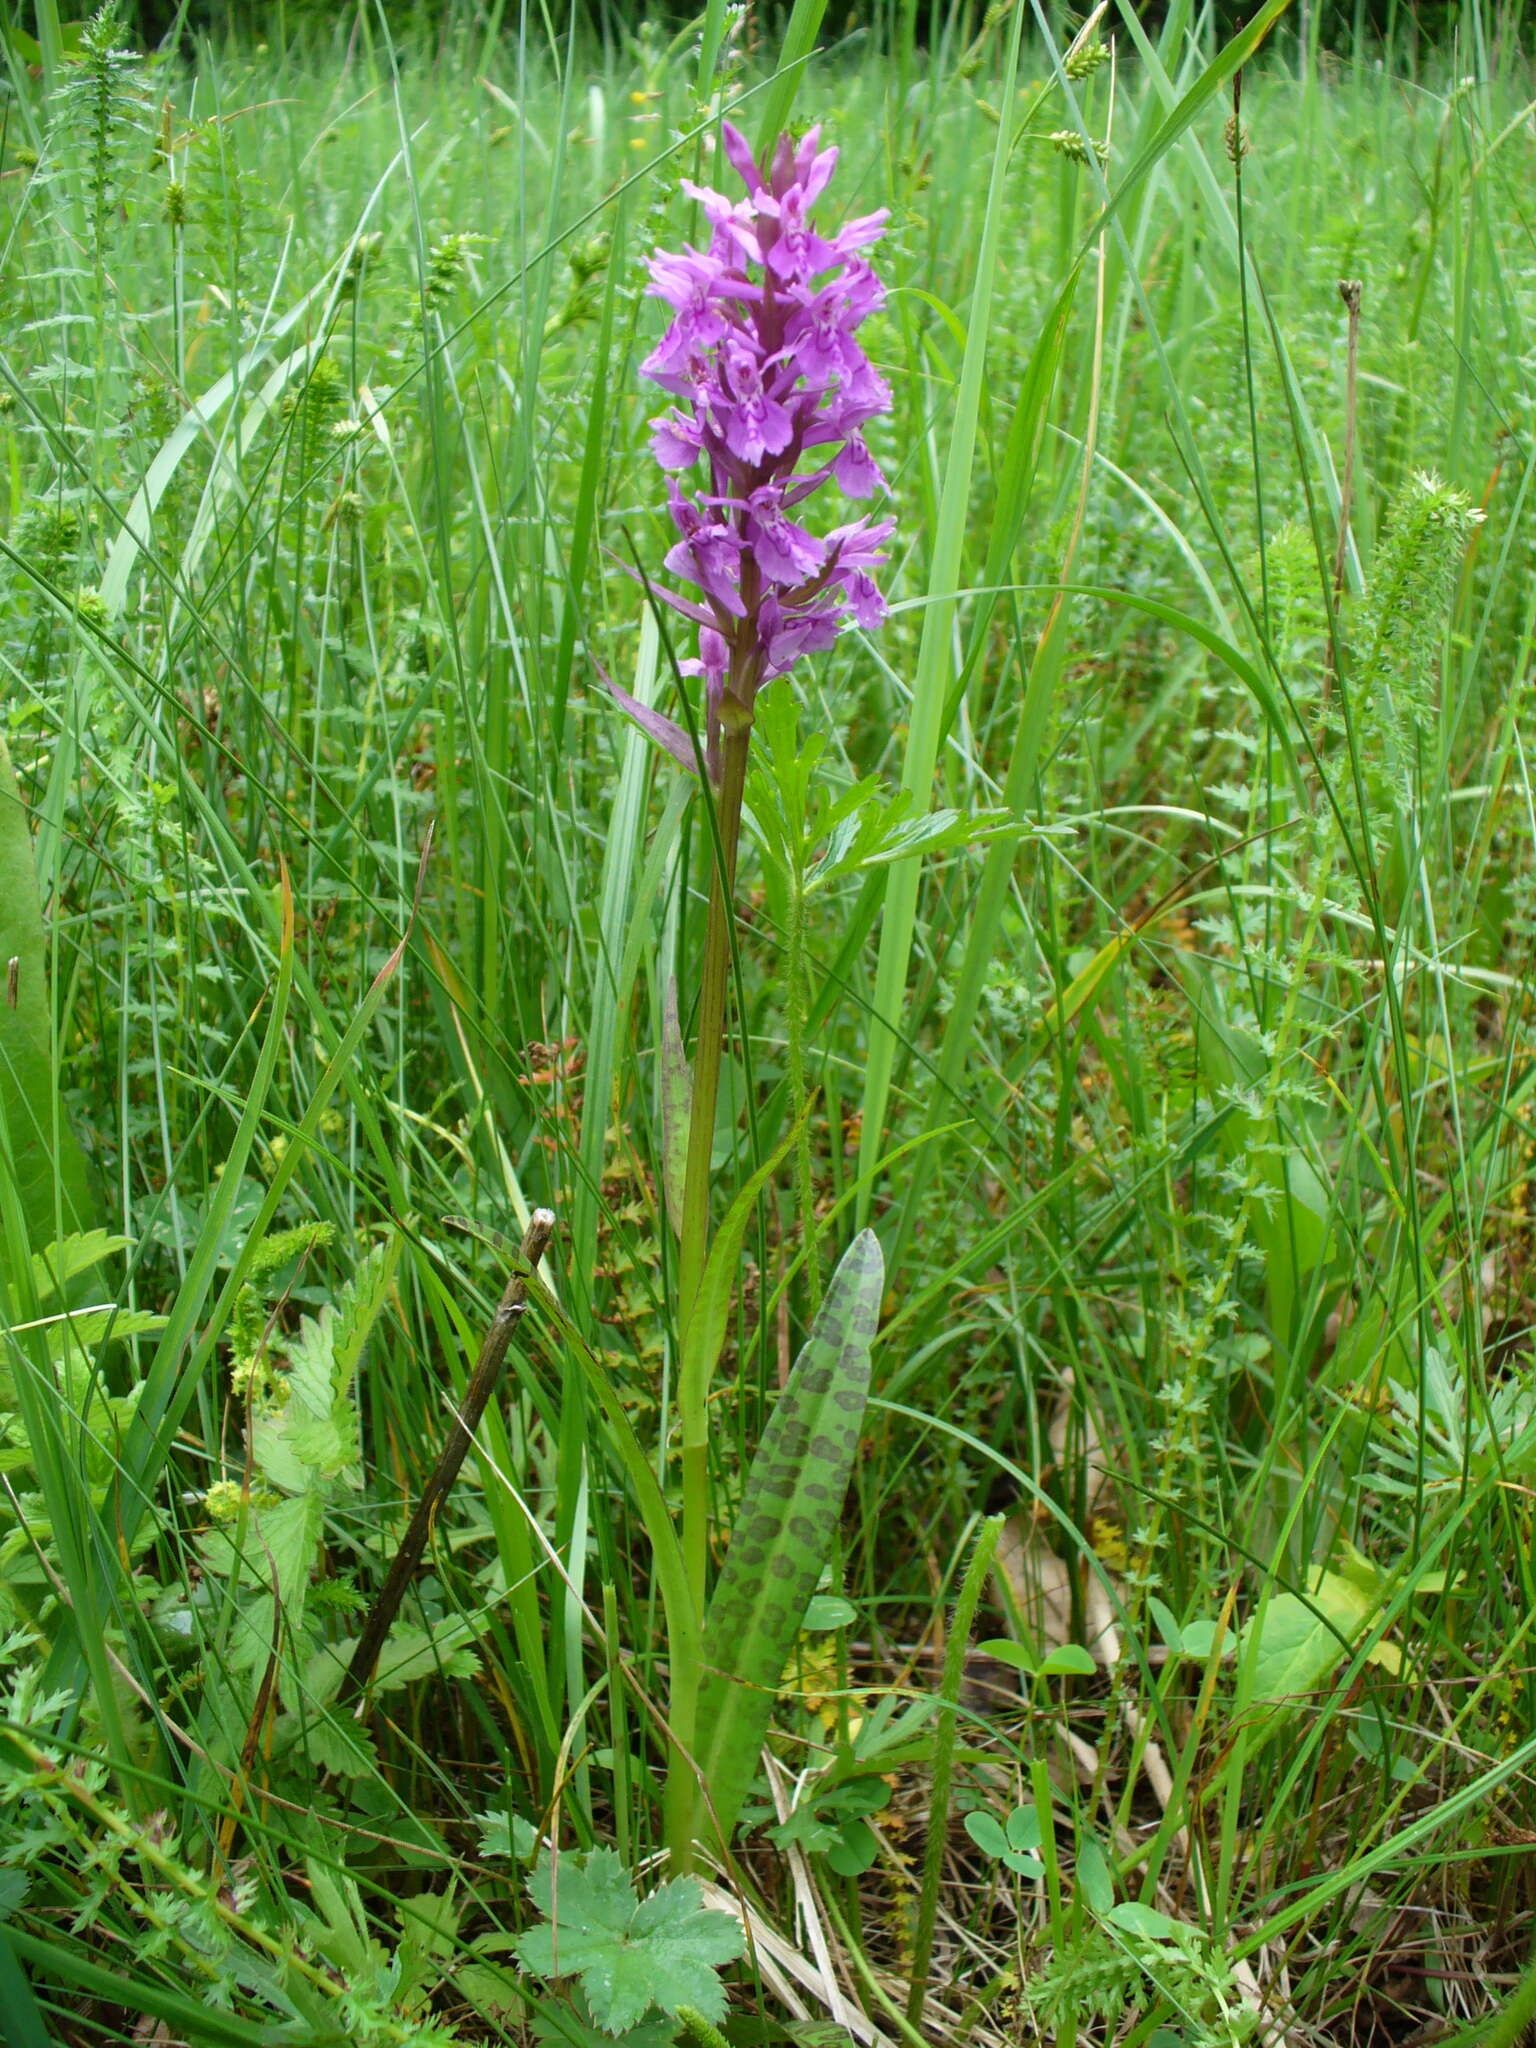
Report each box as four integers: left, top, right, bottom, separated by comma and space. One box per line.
801, 1594, 857, 1632
977, 1637, 1035, 1674
352, 1623, 483, 1693
825, 1821, 880, 1877
251, 1310, 344, 1495
1108, 1902, 1185, 1942
1242, 1567, 1381, 1707
1148, 1597, 1184, 1653
252, 1242, 394, 1496
695, 1231, 883, 1849
1176, 1618, 1229, 1662
1036, 1644, 1097, 1679
1005, 1808, 1043, 1855
477, 1809, 540, 1863
0, 742, 95, 1292
965, 1811, 1009, 1859
1076, 1837, 1115, 1918
203, 1490, 324, 1671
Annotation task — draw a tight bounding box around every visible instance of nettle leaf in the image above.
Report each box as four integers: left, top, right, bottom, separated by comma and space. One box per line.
30, 1233, 131, 1307
695, 1231, 882, 1850
313, 1619, 484, 1699
202, 1490, 325, 1671
516, 1849, 743, 2036
476, 1809, 540, 1863
251, 1241, 396, 1496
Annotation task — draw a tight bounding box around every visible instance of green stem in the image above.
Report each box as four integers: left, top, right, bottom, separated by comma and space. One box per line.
667, 713, 753, 1869
907, 1514, 1004, 2026
677, 718, 752, 1614
785, 874, 823, 1317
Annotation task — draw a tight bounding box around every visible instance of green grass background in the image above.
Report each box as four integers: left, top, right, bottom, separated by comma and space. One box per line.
2, 0, 1536, 2039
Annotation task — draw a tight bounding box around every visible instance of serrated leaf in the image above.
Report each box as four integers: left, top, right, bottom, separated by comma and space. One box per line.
329, 1236, 401, 1396
517, 1851, 743, 2036
529, 1987, 678, 2048
313, 1616, 486, 1699
250, 1259, 385, 1494
363, 1623, 483, 1692
695, 1231, 882, 1850
279, 1709, 378, 1779
457, 1961, 527, 2023
477, 1809, 540, 1863
29, 1233, 130, 1305
44, 1307, 167, 1358
204, 1490, 324, 1670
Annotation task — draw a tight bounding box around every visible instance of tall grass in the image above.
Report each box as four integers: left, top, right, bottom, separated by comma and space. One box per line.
1, 0, 1535, 2040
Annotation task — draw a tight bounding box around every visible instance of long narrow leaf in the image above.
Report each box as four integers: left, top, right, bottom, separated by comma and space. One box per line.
694, 1230, 883, 1850
855, 6, 1025, 1224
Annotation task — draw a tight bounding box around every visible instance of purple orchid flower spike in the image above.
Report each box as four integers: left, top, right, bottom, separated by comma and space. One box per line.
611, 119, 893, 778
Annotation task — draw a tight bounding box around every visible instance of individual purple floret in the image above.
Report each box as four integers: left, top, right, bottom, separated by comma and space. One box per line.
614, 122, 894, 779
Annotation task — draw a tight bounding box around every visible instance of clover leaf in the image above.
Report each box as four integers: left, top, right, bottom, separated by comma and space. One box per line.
515, 1849, 744, 2036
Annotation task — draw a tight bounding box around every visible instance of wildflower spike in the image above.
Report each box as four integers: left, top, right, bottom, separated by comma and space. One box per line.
618, 122, 894, 774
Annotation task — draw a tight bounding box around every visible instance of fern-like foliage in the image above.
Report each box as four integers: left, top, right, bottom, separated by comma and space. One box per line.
1352, 469, 1482, 787
44, 3, 151, 287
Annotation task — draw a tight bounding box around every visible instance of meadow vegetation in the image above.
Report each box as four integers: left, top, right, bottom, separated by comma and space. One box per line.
1, 0, 1535, 2042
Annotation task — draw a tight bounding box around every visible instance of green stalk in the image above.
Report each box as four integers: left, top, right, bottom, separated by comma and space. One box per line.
855, 2, 1025, 1226
784, 873, 823, 1317
678, 713, 753, 1615
907, 1514, 1004, 2026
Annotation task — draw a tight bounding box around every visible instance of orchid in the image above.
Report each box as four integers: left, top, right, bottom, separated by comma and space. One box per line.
622, 130, 896, 1869
617, 121, 894, 779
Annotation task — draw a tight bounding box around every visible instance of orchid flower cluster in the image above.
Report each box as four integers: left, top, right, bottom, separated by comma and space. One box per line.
622, 121, 894, 779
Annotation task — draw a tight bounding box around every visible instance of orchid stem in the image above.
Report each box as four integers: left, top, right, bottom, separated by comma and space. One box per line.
785, 875, 823, 1318
667, 716, 751, 1870
676, 715, 752, 1623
